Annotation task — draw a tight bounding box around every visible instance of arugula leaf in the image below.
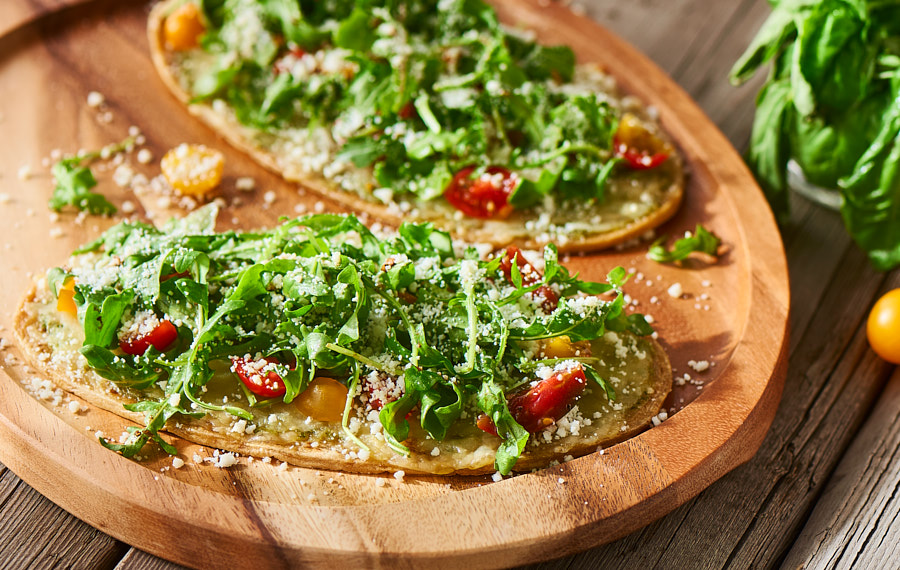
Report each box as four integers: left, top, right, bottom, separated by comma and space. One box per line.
477, 379, 529, 475
82, 291, 134, 347
48, 159, 116, 215
647, 224, 721, 263
48, 138, 136, 215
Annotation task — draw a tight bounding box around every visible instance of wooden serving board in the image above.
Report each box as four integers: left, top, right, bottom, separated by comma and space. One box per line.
0, 0, 789, 567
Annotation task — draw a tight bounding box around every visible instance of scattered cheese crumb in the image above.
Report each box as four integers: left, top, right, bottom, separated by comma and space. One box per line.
86, 91, 105, 108
235, 177, 256, 191
17, 165, 32, 180
394, 470, 406, 481
213, 452, 238, 468
136, 149, 153, 164
667, 282, 683, 298
172, 457, 185, 469
688, 360, 710, 372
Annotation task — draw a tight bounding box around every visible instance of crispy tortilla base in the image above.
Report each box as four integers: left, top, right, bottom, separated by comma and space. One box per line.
15, 282, 671, 475
147, 0, 684, 252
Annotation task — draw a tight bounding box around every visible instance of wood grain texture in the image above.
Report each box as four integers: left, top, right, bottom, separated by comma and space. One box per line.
0, 0, 97, 38
0, 468, 126, 569
782, 363, 900, 569
5, 0, 897, 568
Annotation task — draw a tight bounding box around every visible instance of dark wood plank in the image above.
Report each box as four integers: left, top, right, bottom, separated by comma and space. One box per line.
577, 0, 769, 147
0, 463, 128, 569
783, 360, 900, 568
116, 549, 188, 570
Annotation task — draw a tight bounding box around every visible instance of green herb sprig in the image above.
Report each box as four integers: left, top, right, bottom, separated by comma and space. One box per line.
647, 224, 721, 263
48, 137, 135, 215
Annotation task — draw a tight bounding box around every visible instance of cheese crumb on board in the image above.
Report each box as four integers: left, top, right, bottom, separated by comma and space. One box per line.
667, 282, 683, 298
86, 91, 105, 108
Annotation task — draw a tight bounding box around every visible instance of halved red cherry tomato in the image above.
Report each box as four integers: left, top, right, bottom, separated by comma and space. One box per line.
613, 113, 671, 170
444, 166, 518, 219
230, 356, 288, 398
499, 246, 559, 311
478, 364, 587, 435
161, 270, 190, 282
398, 101, 417, 120
119, 319, 178, 355
274, 46, 307, 75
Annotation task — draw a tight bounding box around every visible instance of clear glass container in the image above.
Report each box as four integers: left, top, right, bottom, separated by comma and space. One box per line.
787, 159, 842, 211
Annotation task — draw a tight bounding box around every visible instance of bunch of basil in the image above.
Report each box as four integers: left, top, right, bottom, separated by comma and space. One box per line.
731, 0, 900, 270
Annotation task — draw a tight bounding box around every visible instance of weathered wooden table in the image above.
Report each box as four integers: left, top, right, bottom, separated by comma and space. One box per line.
1, 0, 898, 568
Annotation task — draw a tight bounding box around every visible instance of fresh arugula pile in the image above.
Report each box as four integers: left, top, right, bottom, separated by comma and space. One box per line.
51, 205, 650, 473
731, 0, 900, 270
193, 0, 623, 208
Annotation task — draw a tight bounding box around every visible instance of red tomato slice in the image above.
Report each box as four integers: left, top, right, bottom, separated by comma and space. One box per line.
499, 246, 559, 311
477, 364, 587, 435
119, 319, 178, 356
613, 113, 670, 170
614, 139, 669, 170
444, 166, 518, 219
230, 356, 288, 399
161, 270, 190, 282
274, 46, 307, 75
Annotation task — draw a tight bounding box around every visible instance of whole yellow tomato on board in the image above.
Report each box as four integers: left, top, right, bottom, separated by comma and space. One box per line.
868, 289, 900, 364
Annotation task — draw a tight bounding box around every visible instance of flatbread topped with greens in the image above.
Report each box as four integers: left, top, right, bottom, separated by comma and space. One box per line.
147, 0, 683, 252
15, 205, 670, 475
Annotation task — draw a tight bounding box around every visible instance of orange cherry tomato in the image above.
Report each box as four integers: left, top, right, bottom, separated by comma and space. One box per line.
119, 319, 178, 356
478, 364, 587, 435
230, 356, 288, 398
613, 113, 671, 170
498, 246, 558, 311
868, 289, 900, 364
444, 166, 517, 219
294, 377, 349, 422
57, 277, 77, 318
164, 2, 205, 51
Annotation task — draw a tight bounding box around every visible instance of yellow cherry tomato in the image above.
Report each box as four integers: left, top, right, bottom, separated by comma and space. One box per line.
540, 335, 591, 359
57, 277, 77, 318
164, 2, 205, 51
868, 288, 900, 364
160, 143, 224, 196
294, 377, 349, 422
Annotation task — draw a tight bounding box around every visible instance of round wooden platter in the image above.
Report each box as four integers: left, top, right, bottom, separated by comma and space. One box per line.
0, 0, 789, 568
